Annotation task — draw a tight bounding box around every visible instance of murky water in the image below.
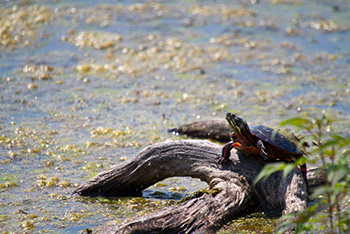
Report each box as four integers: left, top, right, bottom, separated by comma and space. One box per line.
0, 0, 349, 232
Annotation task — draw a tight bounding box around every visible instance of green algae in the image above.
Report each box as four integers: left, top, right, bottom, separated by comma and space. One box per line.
176, 187, 223, 204
219, 213, 280, 234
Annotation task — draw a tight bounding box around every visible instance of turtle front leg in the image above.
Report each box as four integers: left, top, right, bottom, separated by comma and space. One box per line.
218, 141, 234, 164
257, 140, 268, 160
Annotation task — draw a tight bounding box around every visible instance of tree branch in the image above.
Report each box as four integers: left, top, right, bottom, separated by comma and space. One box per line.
74, 140, 313, 233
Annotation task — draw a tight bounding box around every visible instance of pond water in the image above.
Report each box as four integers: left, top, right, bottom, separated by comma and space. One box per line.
0, 0, 349, 232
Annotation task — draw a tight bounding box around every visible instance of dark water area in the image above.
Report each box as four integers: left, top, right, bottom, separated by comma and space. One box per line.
0, 0, 349, 232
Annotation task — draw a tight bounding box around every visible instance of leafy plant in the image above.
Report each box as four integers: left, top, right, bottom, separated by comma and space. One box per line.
254, 115, 350, 233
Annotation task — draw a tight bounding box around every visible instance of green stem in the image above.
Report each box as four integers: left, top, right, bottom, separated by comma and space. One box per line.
336, 201, 341, 234
331, 147, 341, 234
317, 125, 334, 233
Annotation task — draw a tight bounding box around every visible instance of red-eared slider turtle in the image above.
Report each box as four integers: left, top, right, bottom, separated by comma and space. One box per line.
219, 113, 308, 186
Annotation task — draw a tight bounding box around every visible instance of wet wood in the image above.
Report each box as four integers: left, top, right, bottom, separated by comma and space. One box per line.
74, 139, 322, 233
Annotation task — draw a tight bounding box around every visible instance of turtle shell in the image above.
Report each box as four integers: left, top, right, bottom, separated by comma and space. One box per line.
250, 125, 300, 154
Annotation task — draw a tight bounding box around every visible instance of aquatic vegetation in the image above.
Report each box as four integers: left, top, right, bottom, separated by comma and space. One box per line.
68, 31, 123, 50
0, 0, 349, 232
219, 213, 279, 234
0, 4, 53, 49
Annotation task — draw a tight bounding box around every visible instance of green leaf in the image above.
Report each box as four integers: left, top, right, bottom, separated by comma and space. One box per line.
253, 162, 286, 185
319, 139, 340, 151
311, 185, 331, 198
330, 182, 346, 205
320, 135, 350, 151
328, 166, 348, 185
280, 117, 312, 129
283, 163, 295, 179
294, 156, 308, 166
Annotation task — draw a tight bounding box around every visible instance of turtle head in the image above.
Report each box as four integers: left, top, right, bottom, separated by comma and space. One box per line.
225, 113, 251, 137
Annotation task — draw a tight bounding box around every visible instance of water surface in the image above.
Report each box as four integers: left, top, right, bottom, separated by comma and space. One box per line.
0, 0, 349, 232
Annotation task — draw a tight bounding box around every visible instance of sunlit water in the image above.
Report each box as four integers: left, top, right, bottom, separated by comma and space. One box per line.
0, 0, 349, 232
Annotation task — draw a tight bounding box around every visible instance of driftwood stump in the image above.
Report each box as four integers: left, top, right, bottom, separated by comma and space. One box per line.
74, 119, 324, 233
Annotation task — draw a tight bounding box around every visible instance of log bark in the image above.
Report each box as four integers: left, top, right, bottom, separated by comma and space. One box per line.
74, 140, 315, 234
168, 119, 231, 142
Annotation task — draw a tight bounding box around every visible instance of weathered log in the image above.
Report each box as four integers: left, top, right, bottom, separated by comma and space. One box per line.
168, 119, 231, 142
74, 140, 314, 233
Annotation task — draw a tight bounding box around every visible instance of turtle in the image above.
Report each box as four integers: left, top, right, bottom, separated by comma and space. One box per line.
218, 112, 308, 187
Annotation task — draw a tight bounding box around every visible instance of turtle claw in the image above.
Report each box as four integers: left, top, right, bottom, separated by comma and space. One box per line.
217, 156, 228, 164
257, 140, 268, 160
